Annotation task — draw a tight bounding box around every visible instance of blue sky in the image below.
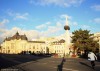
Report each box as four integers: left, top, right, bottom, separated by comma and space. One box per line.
0, 0, 100, 42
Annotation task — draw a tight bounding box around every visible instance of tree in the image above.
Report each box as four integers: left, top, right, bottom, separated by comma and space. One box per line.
71, 29, 99, 56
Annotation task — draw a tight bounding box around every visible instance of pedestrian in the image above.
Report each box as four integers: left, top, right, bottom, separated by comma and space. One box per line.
88, 50, 97, 69
62, 57, 66, 62
57, 57, 65, 71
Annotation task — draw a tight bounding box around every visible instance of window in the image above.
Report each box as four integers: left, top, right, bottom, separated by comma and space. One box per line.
33, 46, 35, 49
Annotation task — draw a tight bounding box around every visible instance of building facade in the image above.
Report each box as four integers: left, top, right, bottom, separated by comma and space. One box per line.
93, 32, 100, 52
0, 32, 70, 57
0, 32, 47, 54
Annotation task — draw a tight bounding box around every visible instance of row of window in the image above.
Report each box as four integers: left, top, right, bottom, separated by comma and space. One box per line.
54, 46, 64, 49
55, 50, 64, 53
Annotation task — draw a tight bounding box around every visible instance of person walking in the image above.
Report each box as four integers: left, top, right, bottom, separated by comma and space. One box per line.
57, 57, 65, 71
88, 50, 97, 69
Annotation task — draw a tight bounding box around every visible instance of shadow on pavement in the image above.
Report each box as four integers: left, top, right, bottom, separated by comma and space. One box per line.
0, 54, 51, 69
80, 61, 100, 71
57, 57, 66, 71
79, 62, 92, 69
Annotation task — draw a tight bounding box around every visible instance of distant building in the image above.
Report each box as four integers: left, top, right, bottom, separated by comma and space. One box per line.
0, 32, 71, 57
51, 39, 65, 56
1, 31, 100, 57
0, 32, 47, 54
93, 32, 100, 52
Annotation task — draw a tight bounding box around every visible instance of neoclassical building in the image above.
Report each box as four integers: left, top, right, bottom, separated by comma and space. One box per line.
0, 32, 47, 54
0, 32, 70, 57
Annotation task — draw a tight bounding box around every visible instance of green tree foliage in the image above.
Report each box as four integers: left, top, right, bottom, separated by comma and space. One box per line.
71, 29, 99, 53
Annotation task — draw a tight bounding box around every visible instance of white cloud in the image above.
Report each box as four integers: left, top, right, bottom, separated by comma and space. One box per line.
0, 29, 7, 33
7, 10, 29, 20
0, 19, 9, 26
14, 13, 29, 20
56, 22, 62, 27
70, 21, 79, 26
25, 30, 40, 40
36, 14, 71, 37
81, 25, 90, 29
36, 22, 51, 29
91, 5, 100, 11
60, 14, 72, 19
55, 32, 72, 41
72, 22, 78, 26
36, 24, 47, 29
29, 0, 84, 7
40, 21, 63, 37
0, 25, 63, 43
0, 14, 70, 43
7, 9, 14, 16
48, 25, 62, 33
93, 18, 100, 24
46, 22, 51, 25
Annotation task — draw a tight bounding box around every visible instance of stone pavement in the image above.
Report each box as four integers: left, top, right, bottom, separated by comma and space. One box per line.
8, 58, 100, 71
0, 54, 100, 71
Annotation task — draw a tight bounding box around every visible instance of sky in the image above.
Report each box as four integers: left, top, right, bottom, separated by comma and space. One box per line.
0, 0, 100, 43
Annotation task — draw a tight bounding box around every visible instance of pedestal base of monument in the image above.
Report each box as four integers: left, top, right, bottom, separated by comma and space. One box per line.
71, 54, 77, 57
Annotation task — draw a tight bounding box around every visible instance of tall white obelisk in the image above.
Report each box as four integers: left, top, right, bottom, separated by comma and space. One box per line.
64, 16, 70, 56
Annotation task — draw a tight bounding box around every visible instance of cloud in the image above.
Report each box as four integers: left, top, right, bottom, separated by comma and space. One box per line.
81, 25, 90, 29
72, 22, 78, 26
0, 14, 70, 43
7, 10, 29, 20
0, 24, 63, 43
29, 0, 84, 7
40, 21, 63, 37
36, 24, 47, 29
36, 22, 51, 29
36, 14, 72, 37
0, 19, 9, 26
35, 14, 68, 37
0, 29, 7, 33
60, 14, 72, 19
92, 18, 100, 24
55, 32, 72, 41
7, 9, 14, 16
0, 22, 63, 43
14, 13, 29, 20
45, 22, 51, 25
91, 5, 100, 11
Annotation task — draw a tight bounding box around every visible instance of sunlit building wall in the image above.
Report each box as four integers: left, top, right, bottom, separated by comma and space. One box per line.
93, 33, 100, 52
1, 39, 27, 54
0, 32, 47, 54
0, 32, 71, 56
27, 41, 47, 54
52, 40, 65, 56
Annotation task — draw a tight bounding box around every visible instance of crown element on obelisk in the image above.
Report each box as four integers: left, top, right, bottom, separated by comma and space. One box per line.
66, 16, 69, 25
64, 16, 70, 30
